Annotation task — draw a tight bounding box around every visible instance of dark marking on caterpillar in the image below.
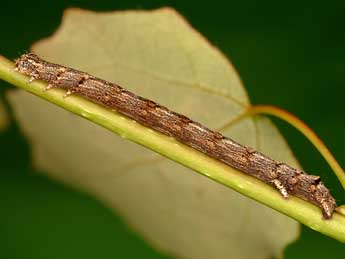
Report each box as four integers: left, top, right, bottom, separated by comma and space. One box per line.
15, 53, 337, 219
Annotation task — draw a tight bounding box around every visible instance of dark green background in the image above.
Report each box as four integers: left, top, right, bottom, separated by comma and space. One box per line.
1, 0, 344, 258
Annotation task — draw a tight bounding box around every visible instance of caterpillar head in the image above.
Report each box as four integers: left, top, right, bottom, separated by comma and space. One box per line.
15, 53, 41, 76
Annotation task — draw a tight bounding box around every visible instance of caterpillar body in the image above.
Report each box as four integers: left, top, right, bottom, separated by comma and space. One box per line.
15, 53, 337, 219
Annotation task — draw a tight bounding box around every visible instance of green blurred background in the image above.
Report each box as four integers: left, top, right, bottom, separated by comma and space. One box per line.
1, 0, 344, 258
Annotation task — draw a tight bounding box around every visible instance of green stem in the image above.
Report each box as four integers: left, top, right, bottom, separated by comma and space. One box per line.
246, 105, 345, 190
1, 55, 345, 243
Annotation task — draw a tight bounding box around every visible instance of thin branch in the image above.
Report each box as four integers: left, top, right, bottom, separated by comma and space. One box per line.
246, 105, 345, 190
1, 55, 345, 243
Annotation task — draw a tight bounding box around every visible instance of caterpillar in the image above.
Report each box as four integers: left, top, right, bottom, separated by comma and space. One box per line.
14, 53, 336, 218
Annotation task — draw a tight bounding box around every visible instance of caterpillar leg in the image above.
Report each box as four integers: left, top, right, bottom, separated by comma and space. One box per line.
271, 179, 289, 198
44, 84, 55, 91
63, 89, 75, 98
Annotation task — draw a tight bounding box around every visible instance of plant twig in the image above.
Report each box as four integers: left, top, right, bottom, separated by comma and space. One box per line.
245, 105, 345, 190
1, 55, 344, 243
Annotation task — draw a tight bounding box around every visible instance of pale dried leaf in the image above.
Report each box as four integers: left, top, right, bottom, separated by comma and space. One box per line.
8, 8, 299, 259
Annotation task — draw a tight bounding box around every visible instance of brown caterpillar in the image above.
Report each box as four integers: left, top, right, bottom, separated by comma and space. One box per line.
15, 53, 336, 219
